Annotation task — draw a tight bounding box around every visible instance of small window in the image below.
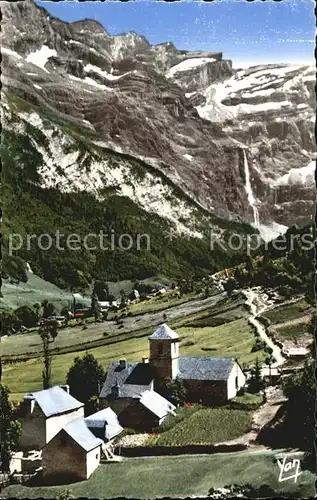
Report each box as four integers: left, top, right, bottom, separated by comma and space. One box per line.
96, 453, 99, 459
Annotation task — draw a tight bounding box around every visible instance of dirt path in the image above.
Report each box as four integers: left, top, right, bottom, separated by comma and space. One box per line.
214, 386, 286, 449
243, 288, 285, 368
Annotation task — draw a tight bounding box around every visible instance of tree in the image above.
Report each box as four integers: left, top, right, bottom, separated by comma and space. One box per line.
42, 300, 56, 318
15, 305, 39, 328
222, 278, 237, 296
38, 323, 58, 389
162, 377, 187, 407
0, 384, 22, 471
119, 289, 127, 309
0, 310, 22, 336
66, 353, 105, 415
248, 357, 264, 393
92, 280, 109, 301
282, 362, 315, 454
42, 335, 52, 390
91, 292, 101, 321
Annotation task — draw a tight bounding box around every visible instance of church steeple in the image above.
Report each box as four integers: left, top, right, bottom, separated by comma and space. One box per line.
148, 323, 179, 384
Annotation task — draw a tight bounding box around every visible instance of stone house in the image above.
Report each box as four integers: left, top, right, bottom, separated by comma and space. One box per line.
99, 357, 175, 430
118, 390, 176, 430
85, 407, 123, 441
19, 386, 84, 450
42, 418, 103, 481
100, 323, 246, 412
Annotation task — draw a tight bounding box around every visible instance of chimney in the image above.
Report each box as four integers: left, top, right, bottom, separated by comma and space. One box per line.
23, 394, 35, 414
60, 385, 70, 394
111, 380, 120, 398
142, 357, 149, 364
119, 358, 127, 369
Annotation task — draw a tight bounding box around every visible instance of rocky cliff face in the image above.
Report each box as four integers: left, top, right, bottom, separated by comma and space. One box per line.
1, 0, 315, 239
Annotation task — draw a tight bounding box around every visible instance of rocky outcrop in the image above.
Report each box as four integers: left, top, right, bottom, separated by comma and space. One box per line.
1, 0, 315, 236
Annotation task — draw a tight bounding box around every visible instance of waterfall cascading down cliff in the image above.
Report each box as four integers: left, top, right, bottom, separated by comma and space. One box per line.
243, 149, 260, 226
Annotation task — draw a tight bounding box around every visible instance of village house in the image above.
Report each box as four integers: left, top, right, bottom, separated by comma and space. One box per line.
85, 407, 123, 441
42, 417, 103, 481
99, 358, 175, 429
100, 323, 246, 412
19, 386, 84, 450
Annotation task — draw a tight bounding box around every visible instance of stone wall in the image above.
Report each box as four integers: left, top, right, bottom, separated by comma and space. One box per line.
119, 401, 159, 431
183, 379, 227, 404
42, 430, 87, 481
19, 403, 46, 450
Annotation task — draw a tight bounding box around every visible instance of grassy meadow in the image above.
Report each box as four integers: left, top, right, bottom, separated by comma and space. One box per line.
2, 316, 263, 400
2, 451, 315, 499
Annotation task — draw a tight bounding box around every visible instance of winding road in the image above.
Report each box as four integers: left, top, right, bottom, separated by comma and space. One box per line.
243, 288, 285, 370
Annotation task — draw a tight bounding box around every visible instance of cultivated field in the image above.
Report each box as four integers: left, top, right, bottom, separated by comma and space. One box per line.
147, 407, 252, 446
263, 300, 313, 324
1, 451, 315, 498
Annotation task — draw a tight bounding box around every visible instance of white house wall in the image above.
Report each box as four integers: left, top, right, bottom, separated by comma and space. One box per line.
45, 407, 85, 444
86, 446, 101, 479
227, 362, 246, 400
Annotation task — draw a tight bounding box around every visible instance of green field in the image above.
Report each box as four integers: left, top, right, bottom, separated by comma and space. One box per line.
0, 272, 79, 311
147, 408, 252, 446
2, 316, 263, 400
274, 322, 310, 341
263, 300, 312, 325
2, 451, 315, 499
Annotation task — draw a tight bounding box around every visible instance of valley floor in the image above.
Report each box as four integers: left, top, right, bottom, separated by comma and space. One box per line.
2, 450, 315, 499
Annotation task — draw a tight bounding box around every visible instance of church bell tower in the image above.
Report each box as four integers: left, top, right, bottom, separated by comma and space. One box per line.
148, 323, 179, 385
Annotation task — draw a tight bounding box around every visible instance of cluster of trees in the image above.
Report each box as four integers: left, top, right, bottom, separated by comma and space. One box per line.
160, 377, 188, 407
229, 224, 315, 298
0, 384, 22, 472
2, 123, 254, 291
1, 300, 57, 336
66, 353, 105, 416
282, 362, 315, 457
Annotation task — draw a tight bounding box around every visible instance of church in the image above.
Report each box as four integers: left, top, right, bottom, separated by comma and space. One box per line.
99, 323, 246, 425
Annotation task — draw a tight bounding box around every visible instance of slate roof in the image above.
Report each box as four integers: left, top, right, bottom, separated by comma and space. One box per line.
99, 361, 154, 399
178, 357, 235, 381
24, 386, 84, 417
139, 390, 176, 419
85, 408, 123, 440
62, 418, 103, 452
148, 323, 179, 340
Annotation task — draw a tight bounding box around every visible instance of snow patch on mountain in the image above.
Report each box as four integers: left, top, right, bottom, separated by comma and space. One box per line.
195, 63, 314, 123
274, 161, 315, 186
2, 47, 22, 59
167, 57, 216, 77
25, 45, 57, 73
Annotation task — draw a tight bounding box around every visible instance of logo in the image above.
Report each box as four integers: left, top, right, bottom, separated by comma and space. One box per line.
277, 454, 302, 483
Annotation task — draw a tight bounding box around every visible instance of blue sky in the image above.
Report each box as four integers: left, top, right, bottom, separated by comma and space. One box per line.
36, 0, 315, 65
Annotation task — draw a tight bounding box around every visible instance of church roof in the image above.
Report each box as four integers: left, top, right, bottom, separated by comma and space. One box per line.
148, 323, 179, 340
178, 357, 235, 381
99, 361, 154, 399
